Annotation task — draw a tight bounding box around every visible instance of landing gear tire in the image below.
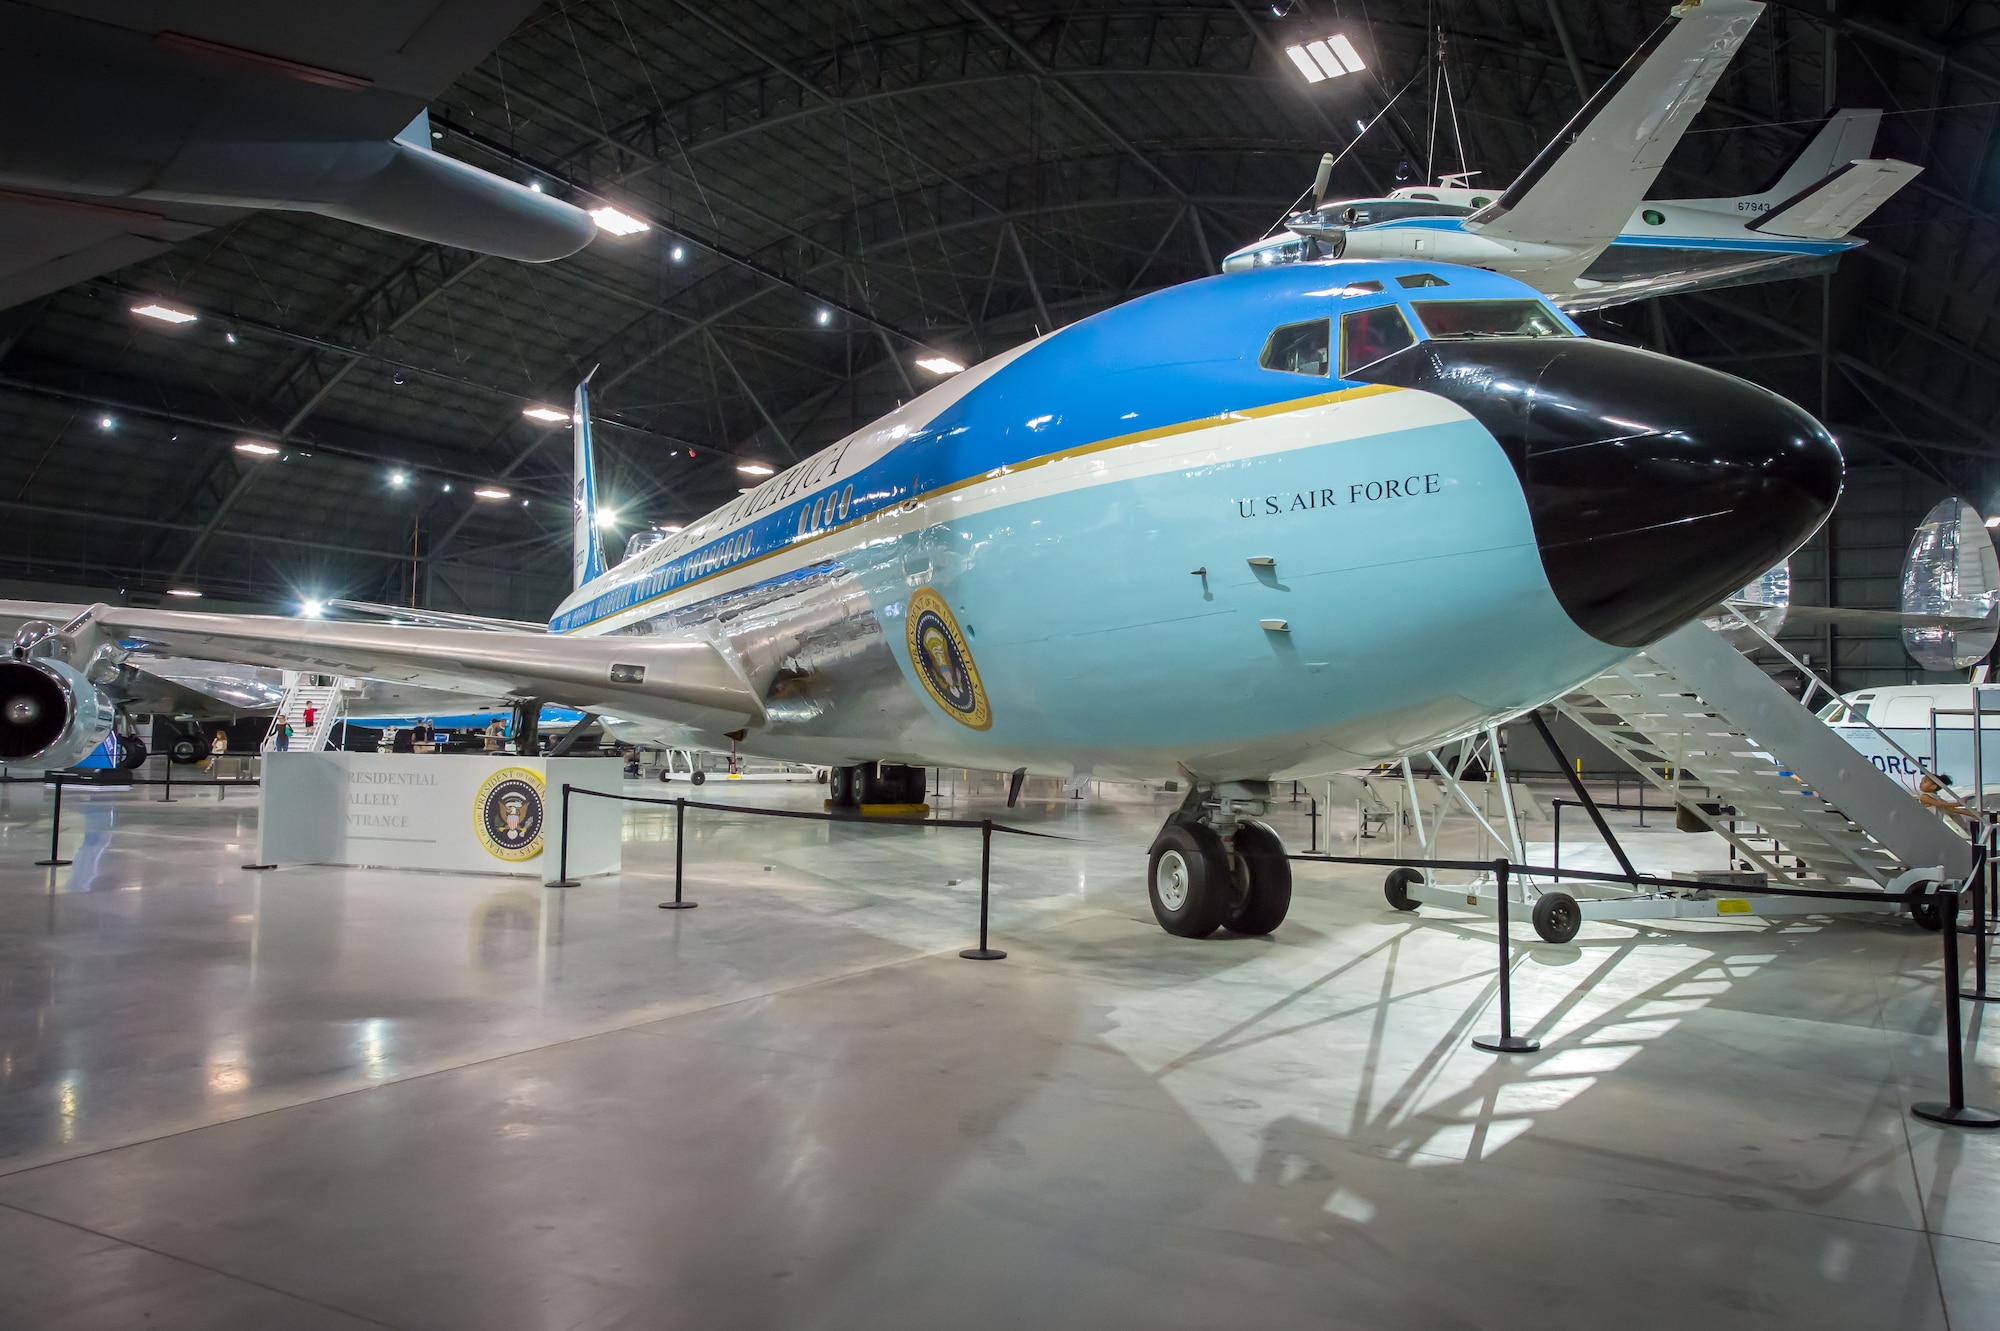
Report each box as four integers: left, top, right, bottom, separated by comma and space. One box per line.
1532, 891, 1582, 944
1226, 821, 1292, 935
1384, 868, 1422, 912
1907, 882, 1945, 932
117, 737, 147, 770
691, 769, 706, 785
657, 768, 672, 783
1148, 823, 1231, 938
169, 738, 198, 764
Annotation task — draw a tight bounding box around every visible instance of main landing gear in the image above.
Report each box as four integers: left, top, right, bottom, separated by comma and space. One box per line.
1147, 781, 1292, 938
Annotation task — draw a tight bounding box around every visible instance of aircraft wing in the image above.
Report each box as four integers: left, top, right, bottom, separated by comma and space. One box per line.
38, 602, 765, 730
0, 1, 586, 308
1750, 160, 1923, 239
1467, 0, 1763, 286
0, 190, 239, 311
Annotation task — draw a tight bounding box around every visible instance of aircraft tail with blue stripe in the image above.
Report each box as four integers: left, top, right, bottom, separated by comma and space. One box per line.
572, 370, 607, 591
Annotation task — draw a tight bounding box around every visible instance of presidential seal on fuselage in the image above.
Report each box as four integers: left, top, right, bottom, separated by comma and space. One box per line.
905, 585, 991, 731
475, 767, 546, 861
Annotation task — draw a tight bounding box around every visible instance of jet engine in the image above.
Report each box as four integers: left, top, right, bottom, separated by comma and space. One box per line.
0, 657, 113, 771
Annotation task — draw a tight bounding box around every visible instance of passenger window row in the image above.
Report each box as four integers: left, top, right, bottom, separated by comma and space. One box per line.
798, 484, 855, 538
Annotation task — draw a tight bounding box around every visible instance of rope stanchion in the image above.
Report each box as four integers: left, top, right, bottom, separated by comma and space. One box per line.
553, 785, 1045, 941
33, 772, 71, 868
960, 819, 1004, 960
1972, 829, 1998, 1004
1913, 887, 2000, 1128
1472, 858, 1539, 1054
549, 783, 580, 889
659, 798, 695, 909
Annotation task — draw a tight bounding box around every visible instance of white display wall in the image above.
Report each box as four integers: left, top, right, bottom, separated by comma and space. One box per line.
258, 754, 624, 883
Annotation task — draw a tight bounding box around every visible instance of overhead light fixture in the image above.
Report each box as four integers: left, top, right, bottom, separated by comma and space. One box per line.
388, 470, 408, 487
97, 416, 115, 431
737, 462, 775, 476
589, 205, 650, 236
915, 356, 966, 375
1286, 34, 1366, 82
529, 180, 545, 194
166, 588, 202, 598
442, 483, 452, 493
298, 599, 324, 618
522, 405, 570, 423
235, 440, 280, 456
132, 302, 197, 324
473, 486, 511, 500
225, 331, 237, 344
670, 245, 686, 262
595, 509, 619, 528
815, 309, 832, 326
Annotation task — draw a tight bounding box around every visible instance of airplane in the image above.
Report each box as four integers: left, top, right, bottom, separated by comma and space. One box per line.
0, 256, 1843, 940
0, 3, 594, 311
1816, 685, 2000, 797
1222, 1, 1921, 313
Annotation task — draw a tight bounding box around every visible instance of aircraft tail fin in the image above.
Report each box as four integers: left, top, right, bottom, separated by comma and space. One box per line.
1466, 0, 1761, 283
1749, 158, 1923, 238
572, 370, 606, 591
1748, 108, 1882, 203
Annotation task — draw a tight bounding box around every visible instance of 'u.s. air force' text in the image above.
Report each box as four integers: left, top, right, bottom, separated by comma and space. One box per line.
1237, 473, 1441, 518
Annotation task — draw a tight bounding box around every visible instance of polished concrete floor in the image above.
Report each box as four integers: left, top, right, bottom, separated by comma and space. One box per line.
0, 773, 1995, 1329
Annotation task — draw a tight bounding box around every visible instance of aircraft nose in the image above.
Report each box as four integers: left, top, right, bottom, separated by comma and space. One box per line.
1356, 338, 1843, 648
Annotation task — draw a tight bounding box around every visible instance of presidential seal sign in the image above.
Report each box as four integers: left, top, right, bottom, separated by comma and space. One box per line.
474, 767, 546, 861
906, 586, 992, 730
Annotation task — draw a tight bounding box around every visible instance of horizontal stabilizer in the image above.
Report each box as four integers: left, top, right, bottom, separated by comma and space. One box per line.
1469, 0, 1762, 283
1749, 159, 1922, 239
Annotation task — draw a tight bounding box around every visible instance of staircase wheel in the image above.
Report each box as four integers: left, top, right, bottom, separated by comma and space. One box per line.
1905, 882, 1944, 932
1384, 868, 1422, 912
1532, 891, 1582, 943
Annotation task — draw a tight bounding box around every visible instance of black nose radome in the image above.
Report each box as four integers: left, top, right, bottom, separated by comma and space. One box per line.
1355, 339, 1843, 648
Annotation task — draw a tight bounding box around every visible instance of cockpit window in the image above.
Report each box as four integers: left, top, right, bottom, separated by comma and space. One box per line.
622, 528, 670, 562
1412, 300, 1573, 340
1340, 305, 1416, 376
1260, 319, 1331, 376
1321, 200, 1474, 227
1396, 272, 1450, 289
1341, 280, 1384, 295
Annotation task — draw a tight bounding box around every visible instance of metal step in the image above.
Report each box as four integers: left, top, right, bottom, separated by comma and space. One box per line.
1555, 622, 1968, 889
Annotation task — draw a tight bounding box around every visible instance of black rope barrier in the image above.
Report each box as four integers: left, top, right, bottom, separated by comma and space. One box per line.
550, 784, 1062, 960
1283, 850, 1905, 903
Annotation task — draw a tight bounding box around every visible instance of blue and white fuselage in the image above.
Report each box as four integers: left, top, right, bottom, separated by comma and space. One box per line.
549, 260, 1841, 785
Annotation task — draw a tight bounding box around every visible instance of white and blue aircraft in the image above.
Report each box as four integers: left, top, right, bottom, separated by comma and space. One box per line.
1224, 0, 1921, 312
0, 258, 1841, 938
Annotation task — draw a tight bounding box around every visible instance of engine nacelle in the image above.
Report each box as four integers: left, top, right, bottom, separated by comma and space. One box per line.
0, 658, 114, 771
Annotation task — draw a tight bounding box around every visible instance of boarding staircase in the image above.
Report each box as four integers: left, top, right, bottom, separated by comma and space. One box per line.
1555, 620, 1971, 891
261, 673, 349, 753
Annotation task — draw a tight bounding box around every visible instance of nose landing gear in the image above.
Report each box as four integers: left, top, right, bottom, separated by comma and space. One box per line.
1146, 782, 1293, 938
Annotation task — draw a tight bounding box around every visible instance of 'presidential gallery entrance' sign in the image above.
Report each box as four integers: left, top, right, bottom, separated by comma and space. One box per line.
258, 754, 622, 883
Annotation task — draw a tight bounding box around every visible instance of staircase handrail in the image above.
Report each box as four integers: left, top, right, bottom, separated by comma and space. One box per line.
1720, 603, 1967, 810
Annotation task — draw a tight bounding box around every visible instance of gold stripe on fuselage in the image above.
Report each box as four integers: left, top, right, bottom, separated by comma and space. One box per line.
561, 381, 1404, 633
